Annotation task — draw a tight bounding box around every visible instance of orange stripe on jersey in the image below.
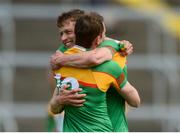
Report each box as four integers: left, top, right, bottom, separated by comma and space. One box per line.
116, 73, 125, 85
78, 80, 98, 88
54, 67, 97, 86
54, 47, 100, 89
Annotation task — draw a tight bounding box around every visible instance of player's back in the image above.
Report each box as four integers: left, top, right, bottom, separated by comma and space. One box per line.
55, 64, 111, 131
55, 54, 125, 132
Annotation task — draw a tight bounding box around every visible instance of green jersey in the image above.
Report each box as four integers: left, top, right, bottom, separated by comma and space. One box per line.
57, 40, 129, 131
54, 46, 127, 132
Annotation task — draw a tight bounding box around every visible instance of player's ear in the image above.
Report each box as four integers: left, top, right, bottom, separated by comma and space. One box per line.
97, 33, 103, 45
91, 35, 100, 49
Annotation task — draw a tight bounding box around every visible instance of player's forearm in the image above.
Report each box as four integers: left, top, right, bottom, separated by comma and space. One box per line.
56, 48, 112, 68
55, 53, 95, 68
125, 88, 140, 108
84, 48, 112, 66
120, 82, 140, 108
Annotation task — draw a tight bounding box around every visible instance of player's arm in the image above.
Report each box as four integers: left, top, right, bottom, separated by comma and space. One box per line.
50, 39, 133, 70
49, 86, 65, 114
119, 81, 140, 107
113, 72, 140, 108
50, 47, 113, 69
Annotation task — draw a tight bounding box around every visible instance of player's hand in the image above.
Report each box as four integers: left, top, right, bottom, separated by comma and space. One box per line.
50, 51, 63, 70
119, 40, 133, 56
54, 85, 86, 107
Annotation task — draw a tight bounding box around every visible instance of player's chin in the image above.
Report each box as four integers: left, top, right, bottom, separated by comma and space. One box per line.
64, 42, 74, 48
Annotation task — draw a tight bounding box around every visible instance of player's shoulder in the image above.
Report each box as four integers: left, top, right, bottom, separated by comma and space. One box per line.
93, 60, 123, 78
100, 39, 118, 46
99, 39, 120, 52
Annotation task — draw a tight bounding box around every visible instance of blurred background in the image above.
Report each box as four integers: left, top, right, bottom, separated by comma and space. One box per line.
0, 0, 180, 131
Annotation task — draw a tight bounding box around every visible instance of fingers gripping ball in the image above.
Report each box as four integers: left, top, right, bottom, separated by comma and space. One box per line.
61, 77, 79, 90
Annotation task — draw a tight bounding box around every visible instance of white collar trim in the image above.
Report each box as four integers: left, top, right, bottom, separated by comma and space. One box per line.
73, 45, 86, 52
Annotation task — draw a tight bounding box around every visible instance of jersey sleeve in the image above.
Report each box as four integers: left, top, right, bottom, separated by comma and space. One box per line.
99, 40, 121, 52
108, 61, 127, 90
123, 65, 128, 78
57, 43, 68, 52
92, 60, 127, 91
116, 72, 127, 89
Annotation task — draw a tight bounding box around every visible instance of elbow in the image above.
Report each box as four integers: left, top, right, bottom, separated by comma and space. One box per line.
129, 96, 141, 108
88, 57, 101, 66
122, 83, 141, 108
133, 98, 141, 108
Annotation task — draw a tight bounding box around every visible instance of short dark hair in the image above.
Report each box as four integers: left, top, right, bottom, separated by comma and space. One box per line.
89, 11, 104, 23
57, 9, 85, 28
75, 13, 104, 49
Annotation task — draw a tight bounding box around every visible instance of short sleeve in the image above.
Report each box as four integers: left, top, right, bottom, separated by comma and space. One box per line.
99, 40, 121, 52
116, 72, 127, 89
57, 44, 68, 52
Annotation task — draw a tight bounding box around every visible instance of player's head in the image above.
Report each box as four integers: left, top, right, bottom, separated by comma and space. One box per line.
89, 11, 106, 42
57, 9, 85, 48
75, 13, 104, 49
